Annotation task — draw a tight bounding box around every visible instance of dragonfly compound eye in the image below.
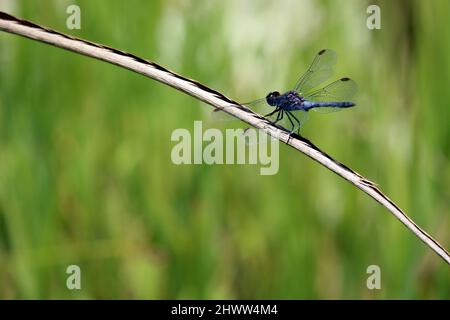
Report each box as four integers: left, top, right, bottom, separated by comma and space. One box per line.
266, 91, 280, 99
266, 91, 280, 106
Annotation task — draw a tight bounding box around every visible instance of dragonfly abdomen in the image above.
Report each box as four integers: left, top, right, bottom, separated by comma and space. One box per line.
302, 101, 355, 110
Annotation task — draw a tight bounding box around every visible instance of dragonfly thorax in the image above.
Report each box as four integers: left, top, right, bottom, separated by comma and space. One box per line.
266, 90, 305, 109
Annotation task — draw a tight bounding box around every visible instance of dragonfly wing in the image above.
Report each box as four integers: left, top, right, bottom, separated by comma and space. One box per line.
293, 49, 337, 95
211, 107, 236, 122
243, 98, 274, 116
211, 98, 270, 122
304, 77, 358, 113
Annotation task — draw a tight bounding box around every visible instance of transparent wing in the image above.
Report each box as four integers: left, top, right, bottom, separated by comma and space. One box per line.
211, 107, 237, 122
210, 98, 267, 122
293, 49, 337, 95
243, 98, 274, 116
305, 77, 357, 113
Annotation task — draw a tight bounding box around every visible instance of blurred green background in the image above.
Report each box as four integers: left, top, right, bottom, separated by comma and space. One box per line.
0, 0, 449, 299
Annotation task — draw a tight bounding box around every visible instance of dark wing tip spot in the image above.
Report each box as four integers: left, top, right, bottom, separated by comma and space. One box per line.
341, 77, 351, 81
318, 49, 326, 55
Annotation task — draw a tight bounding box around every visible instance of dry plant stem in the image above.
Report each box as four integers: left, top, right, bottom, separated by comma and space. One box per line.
1, 11, 449, 265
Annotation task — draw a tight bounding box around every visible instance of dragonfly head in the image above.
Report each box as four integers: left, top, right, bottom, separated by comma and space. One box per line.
266, 91, 280, 106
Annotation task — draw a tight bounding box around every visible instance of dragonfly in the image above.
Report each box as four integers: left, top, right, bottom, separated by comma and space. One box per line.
217, 49, 358, 134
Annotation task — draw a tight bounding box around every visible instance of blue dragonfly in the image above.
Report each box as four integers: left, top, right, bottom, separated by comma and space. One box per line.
239, 49, 357, 134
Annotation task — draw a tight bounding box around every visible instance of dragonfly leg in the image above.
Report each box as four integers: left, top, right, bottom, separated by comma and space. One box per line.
276, 110, 282, 121
264, 108, 280, 118
287, 111, 301, 132
285, 111, 296, 133
273, 110, 284, 123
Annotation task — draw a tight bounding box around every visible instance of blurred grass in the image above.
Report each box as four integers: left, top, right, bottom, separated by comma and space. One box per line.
0, 0, 449, 299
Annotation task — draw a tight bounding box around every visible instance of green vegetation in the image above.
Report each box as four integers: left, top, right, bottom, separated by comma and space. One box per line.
0, 0, 448, 299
